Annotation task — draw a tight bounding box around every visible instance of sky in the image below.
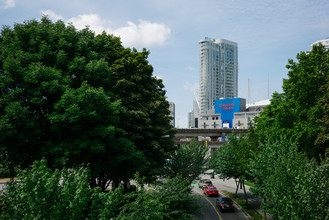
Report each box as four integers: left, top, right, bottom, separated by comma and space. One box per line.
1, 0, 329, 128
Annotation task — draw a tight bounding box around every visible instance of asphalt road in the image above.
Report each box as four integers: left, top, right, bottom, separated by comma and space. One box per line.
193, 187, 248, 220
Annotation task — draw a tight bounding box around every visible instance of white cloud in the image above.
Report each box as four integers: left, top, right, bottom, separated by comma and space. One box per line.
41, 10, 171, 48
67, 14, 112, 34
0, 0, 15, 9
112, 19, 171, 47
41, 10, 64, 21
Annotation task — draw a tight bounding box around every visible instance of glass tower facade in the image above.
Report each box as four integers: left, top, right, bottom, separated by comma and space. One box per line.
199, 37, 238, 116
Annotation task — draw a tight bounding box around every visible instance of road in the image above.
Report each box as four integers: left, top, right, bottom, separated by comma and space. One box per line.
193, 187, 248, 220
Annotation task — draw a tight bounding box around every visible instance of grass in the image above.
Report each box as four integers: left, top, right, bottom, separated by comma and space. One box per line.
222, 190, 264, 220
244, 180, 255, 187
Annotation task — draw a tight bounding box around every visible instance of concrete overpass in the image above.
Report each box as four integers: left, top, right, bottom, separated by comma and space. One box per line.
174, 128, 248, 149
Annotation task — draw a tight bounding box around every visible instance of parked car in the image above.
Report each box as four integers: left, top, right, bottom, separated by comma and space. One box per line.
198, 179, 213, 188
216, 197, 235, 212
203, 185, 219, 197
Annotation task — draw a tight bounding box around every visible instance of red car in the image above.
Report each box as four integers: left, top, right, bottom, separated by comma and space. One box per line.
203, 185, 219, 197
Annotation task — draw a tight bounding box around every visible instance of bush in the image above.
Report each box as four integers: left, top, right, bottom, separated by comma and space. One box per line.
0, 160, 203, 219
117, 175, 202, 220
0, 159, 123, 219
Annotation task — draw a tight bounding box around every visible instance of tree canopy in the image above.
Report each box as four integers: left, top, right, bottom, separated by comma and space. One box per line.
0, 17, 175, 188
254, 44, 329, 159
249, 137, 329, 219
164, 139, 209, 185
0, 159, 124, 219
210, 132, 254, 202
248, 44, 329, 219
1, 159, 202, 219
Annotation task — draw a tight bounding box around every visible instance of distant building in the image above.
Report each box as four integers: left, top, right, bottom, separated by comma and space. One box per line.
246, 99, 270, 112
215, 98, 246, 128
199, 37, 238, 116
232, 99, 270, 129
188, 89, 201, 128
188, 111, 193, 128
168, 102, 175, 127
233, 112, 259, 129
195, 98, 270, 129
311, 37, 329, 50
199, 109, 222, 129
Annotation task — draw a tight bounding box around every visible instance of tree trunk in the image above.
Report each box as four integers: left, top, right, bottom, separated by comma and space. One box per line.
235, 178, 239, 188
264, 197, 267, 219
242, 179, 248, 205
9, 165, 15, 182
235, 179, 240, 196
112, 180, 119, 189
104, 179, 111, 190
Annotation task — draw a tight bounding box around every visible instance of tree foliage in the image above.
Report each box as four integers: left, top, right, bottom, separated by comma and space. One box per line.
210, 142, 238, 180
0, 17, 175, 187
0, 159, 123, 220
254, 44, 329, 159
0, 160, 201, 220
246, 44, 329, 219
117, 175, 201, 220
316, 78, 329, 148
249, 137, 329, 220
210, 132, 254, 202
164, 139, 209, 185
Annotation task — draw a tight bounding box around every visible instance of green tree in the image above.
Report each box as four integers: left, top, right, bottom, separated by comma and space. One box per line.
117, 175, 201, 220
210, 143, 238, 180
249, 137, 329, 220
316, 78, 329, 150
1, 160, 203, 220
210, 132, 253, 203
164, 139, 209, 185
0, 159, 123, 220
0, 17, 175, 187
295, 156, 329, 219
48, 82, 145, 189
254, 44, 329, 159
110, 48, 176, 181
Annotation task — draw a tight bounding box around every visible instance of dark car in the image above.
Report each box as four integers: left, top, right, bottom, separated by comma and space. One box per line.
198, 179, 213, 188
216, 197, 235, 212
203, 185, 219, 197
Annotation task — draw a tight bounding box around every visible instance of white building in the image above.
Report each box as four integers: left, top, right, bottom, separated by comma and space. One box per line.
233, 99, 270, 129
199, 37, 238, 116
195, 98, 270, 129
198, 109, 222, 129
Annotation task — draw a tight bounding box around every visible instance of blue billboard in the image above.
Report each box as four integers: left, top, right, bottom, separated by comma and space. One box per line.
215, 98, 244, 128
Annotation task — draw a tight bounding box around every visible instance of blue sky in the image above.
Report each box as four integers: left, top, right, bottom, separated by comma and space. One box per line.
1, 0, 329, 127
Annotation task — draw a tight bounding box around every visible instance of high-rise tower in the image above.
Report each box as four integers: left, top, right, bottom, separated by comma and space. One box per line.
199, 37, 238, 116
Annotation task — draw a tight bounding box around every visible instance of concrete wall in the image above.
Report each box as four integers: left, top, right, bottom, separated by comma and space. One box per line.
233, 111, 260, 129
